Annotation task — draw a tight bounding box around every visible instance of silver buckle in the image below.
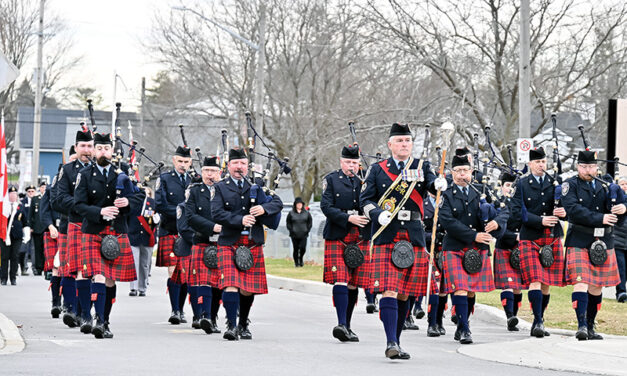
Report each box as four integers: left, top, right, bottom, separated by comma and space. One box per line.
594, 228, 605, 237
398, 210, 411, 221
347, 210, 358, 216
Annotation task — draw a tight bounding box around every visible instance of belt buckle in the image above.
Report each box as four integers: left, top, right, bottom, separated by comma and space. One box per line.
347, 210, 358, 216
594, 228, 605, 237
398, 210, 411, 221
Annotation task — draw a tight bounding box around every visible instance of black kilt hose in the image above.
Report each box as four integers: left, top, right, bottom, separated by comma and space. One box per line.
189, 243, 221, 287
43, 232, 58, 272
565, 247, 621, 287
156, 234, 178, 267
81, 227, 137, 282
218, 235, 268, 294
518, 228, 565, 287
370, 230, 439, 296
442, 244, 495, 294
58, 222, 83, 276
493, 248, 527, 290
323, 227, 371, 288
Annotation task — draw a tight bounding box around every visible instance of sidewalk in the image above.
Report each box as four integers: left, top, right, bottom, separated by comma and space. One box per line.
268, 274, 627, 376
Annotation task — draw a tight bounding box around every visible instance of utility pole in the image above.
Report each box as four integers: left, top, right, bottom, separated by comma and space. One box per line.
32, 0, 44, 185
518, 0, 531, 138
254, 1, 266, 139
111, 71, 117, 135
140, 77, 145, 138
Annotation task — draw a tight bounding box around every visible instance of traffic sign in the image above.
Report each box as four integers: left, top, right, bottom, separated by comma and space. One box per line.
517, 138, 534, 164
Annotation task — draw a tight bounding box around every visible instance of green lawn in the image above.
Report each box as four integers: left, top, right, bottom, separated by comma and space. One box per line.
265, 258, 323, 282
477, 286, 627, 336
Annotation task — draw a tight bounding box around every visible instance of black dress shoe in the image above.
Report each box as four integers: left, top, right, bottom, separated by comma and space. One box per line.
129, 290, 138, 296
437, 324, 446, 335
238, 325, 252, 340
414, 306, 425, 319
199, 318, 213, 334
192, 317, 201, 329
179, 312, 187, 323
576, 326, 589, 341
460, 330, 473, 344
211, 319, 221, 333
103, 322, 114, 339
168, 311, 181, 325
332, 324, 351, 342
507, 316, 519, 332
51, 306, 62, 318
618, 292, 627, 303
80, 317, 93, 334
223, 327, 239, 341
427, 325, 441, 337
391, 347, 411, 360
91, 316, 105, 339
10, 280, 17, 285
404, 316, 419, 330
0, 280, 6, 286
587, 322, 603, 340
62, 311, 78, 328
366, 303, 376, 314
347, 329, 359, 342
454, 326, 461, 341
138, 291, 146, 297
385, 341, 401, 359
531, 322, 545, 338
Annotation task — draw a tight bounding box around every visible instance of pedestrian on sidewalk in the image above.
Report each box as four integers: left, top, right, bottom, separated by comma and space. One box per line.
614, 176, 627, 303
286, 197, 312, 267
128, 187, 159, 297
1, 186, 30, 285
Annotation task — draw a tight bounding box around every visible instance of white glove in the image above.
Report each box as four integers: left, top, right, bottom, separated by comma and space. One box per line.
434, 177, 448, 192
153, 213, 161, 224
378, 211, 392, 226
22, 227, 31, 244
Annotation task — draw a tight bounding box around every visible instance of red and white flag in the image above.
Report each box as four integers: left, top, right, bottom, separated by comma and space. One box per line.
0, 109, 9, 241
128, 121, 139, 181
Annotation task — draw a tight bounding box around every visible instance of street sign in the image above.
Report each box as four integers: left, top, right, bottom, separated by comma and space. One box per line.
517, 138, 534, 164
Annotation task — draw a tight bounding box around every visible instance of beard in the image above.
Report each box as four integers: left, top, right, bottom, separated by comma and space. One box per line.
97, 156, 110, 167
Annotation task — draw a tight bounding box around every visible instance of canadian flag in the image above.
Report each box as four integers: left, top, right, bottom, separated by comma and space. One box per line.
0, 109, 9, 241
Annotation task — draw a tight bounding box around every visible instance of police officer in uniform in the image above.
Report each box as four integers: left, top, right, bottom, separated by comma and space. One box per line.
360, 123, 445, 359
493, 172, 525, 331
29, 182, 47, 275
52, 128, 94, 330
1, 186, 29, 285
510, 147, 566, 338
439, 155, 507, 344
155, 146, 192, 324
561, 150, 625, 340
74, 132, 144, 338
40, 171, 63, 317
211, 148, 283, 341
321, 145, 371, 342
185, 156, 223, 334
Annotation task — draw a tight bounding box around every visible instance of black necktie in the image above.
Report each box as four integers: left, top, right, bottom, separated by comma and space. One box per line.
238, 180, 243, 190
398, 161, 405, 170
103, 168, 107, 180
539, 176, 543, 186
180, 174, 186, 186
463, 187, 468, 198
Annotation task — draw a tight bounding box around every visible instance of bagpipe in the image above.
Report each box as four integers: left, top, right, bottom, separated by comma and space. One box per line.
346, 121, 385, 180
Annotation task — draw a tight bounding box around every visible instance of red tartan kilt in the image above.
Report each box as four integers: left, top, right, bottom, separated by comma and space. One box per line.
58, 222, 83, 276
217, 236, 268, 294
370, 230, 439, 296
171, 254, 191, 284
323, 227, 371, 288
43, 232, 58, 272
156, 234, 178, 267
565, 247, 621, 287
81, 228, 137, 282
493, 248, 526, 290
519, 229, 565, 287
188, 243, 221, 286
442, 245, 495, 294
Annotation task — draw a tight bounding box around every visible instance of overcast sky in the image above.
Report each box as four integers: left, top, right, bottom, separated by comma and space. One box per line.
43, 0, 171, 112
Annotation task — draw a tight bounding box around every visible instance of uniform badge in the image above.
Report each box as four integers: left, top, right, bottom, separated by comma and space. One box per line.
374, 280, 380, 287
322, 179, 328, 193
561, 182, 569, 196
176, 206, 182, 219
361, 182, 367, 192
332, 266, 337, 272
155, 177, 161, 190
75, 173, 81, 187
382, 197, 397, 212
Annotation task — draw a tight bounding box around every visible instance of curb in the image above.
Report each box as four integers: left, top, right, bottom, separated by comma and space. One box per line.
0, 313, 25, 355
267, 274, 331, 296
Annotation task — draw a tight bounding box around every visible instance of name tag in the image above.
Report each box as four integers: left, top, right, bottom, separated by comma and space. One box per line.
398, 210, 411, 221
209, 235, 219, 242
594, 228, 605, 237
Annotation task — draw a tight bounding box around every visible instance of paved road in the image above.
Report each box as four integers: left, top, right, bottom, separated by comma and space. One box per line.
0, 266, 582, 376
